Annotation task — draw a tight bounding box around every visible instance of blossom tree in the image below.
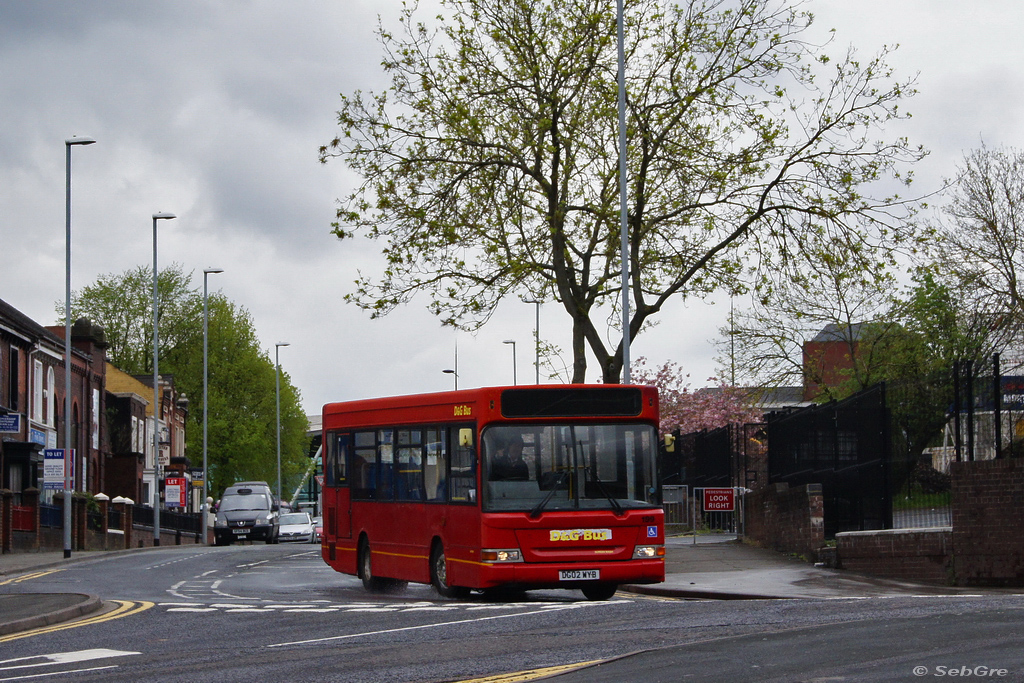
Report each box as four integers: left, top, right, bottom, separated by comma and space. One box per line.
631, 358, 762, 434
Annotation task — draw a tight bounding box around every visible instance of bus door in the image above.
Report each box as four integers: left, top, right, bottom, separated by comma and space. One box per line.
325, 431, 352, 539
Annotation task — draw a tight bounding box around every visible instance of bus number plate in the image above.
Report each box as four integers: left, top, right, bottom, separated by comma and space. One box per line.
559, 569, 599, 581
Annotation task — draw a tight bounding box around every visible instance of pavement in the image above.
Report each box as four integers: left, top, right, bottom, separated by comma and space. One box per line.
0, 534, 1014, 637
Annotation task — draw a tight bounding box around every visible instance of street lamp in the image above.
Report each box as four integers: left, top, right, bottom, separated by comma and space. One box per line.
503, 340, 517, 386
151, 211, 176, 546
202, 268, 223, 542
275, 342, 290, 507
443, 342, 459, 390
524, 299, 542, 384
617, 0, 631, 384
63, 135, 95, 559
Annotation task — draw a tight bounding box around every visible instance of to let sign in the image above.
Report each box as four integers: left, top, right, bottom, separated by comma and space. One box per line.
165, 477, 187, 508
703, 488, 735, 512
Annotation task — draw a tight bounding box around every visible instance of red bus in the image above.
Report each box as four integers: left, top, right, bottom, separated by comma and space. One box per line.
320, 384, 665, 600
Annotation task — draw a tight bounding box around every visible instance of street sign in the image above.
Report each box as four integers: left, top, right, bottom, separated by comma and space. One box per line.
165, 477, 187, 508
0, 413, 21, 433
703, 487, 735, 512
43, 449, 73, 490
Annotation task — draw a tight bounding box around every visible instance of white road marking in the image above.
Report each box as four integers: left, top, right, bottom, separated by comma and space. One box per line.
0, 649, 140, 680
268, 602, 622, 648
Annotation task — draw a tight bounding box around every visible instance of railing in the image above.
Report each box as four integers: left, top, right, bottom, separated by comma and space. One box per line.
133, 505, 153, 527
87, 509, 104, 533
108, 507, 123, 531
40, 503, 62, 528
160, 508, 202, 534
130, 505, 201, 534
662, 485, 689, 525
893, 491, 952, 529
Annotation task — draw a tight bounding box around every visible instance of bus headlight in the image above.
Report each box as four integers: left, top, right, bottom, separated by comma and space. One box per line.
481, 549, 523, 563
632, 545, 665, 559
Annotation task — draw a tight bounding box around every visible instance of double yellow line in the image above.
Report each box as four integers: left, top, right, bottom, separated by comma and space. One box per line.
0, 600, 154, 644
455, 661, 602, 682
0, 569, 64, 586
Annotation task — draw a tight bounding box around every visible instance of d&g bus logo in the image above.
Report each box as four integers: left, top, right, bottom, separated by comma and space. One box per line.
549, 528, 612, 542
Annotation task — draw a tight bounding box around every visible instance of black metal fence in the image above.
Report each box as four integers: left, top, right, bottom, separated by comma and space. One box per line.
39, 503, 61, 528
37, 501, 200, 535
765, 383, 891, 537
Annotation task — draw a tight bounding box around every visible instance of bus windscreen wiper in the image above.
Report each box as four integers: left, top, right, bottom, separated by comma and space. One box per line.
585, 465, 624, 516
530, 470, 569, 519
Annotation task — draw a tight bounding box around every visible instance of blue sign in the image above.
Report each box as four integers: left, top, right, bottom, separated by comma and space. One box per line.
30, 428, 46, 446
0, 413, 20, 433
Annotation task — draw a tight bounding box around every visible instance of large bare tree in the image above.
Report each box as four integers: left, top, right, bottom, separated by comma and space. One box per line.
321, 0, 926, 383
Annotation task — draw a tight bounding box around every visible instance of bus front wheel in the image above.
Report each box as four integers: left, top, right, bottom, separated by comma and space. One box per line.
431, 543, 469, 599
359, 539, 390, 591
581, 583, 618, 601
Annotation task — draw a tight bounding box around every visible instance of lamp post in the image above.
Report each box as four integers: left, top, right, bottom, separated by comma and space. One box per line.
151, 211, 176, 546
503, 340, 517, 386
63, 135, 95, 559
443, 342, 459, 389
524, 300, 541, 384
202, 268, 223, 542
275, 342, 289, 507
617, 0, 631, 384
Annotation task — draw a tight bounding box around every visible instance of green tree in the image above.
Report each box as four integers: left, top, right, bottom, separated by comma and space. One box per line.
62, 266, 309, 500
321, 0, 926, 383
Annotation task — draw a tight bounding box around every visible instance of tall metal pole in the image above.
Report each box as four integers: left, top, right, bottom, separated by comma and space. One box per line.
151, 212, 176, 546
617, 0, 631, 384
202, 268, 223, 542
534, 301, 540, 384
953, 360, 962, 463
63, 136, 95, 559
275, 342, 289, 507
994, 353, 1002, 459
966, 359, 975, 462
503, 340, 517, 386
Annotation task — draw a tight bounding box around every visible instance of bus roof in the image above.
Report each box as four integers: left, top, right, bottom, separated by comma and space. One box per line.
322, 384, 658, 430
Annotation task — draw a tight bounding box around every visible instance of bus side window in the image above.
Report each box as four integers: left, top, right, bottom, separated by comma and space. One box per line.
449, 424, 477, 504
377, 429, 395, 501
352, 431, 376, 499
424, 427, 446, 502
326, 432, 349, 487
396, 428, 423, 501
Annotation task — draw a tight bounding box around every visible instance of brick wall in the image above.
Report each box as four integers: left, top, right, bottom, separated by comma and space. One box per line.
951, 458, 1024, 586
745, 482, 825, 560
836, 528, 953, 583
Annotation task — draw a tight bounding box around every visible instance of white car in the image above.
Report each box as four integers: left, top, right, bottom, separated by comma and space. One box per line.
277, 512, 315, 543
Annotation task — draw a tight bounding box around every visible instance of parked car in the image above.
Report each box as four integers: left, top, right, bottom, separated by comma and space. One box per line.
278, 512, 316, 543
213, 481, 279, 546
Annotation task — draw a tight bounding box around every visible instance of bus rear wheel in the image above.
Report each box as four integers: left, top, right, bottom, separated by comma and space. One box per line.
581, 583, 618, 601
431, 543, 470, 599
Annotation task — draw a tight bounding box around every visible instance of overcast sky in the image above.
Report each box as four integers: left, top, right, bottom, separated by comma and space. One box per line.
2, 1, 1022, 417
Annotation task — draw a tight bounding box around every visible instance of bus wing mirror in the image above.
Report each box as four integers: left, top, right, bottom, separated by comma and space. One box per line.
663, 434, 675, 453
459, 428, 474, 447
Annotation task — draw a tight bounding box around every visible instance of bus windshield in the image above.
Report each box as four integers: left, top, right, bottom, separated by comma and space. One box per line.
482, 423, 659, 513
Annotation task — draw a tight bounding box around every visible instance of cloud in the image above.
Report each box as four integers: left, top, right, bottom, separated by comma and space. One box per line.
2, 0, 1023, 416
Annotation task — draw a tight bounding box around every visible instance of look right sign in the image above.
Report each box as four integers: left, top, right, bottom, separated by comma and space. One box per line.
703, 487, 735, 512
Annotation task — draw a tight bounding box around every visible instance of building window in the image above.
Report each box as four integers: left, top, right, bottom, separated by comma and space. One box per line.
32, 359, 43, 423
46, 367, 55, 427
